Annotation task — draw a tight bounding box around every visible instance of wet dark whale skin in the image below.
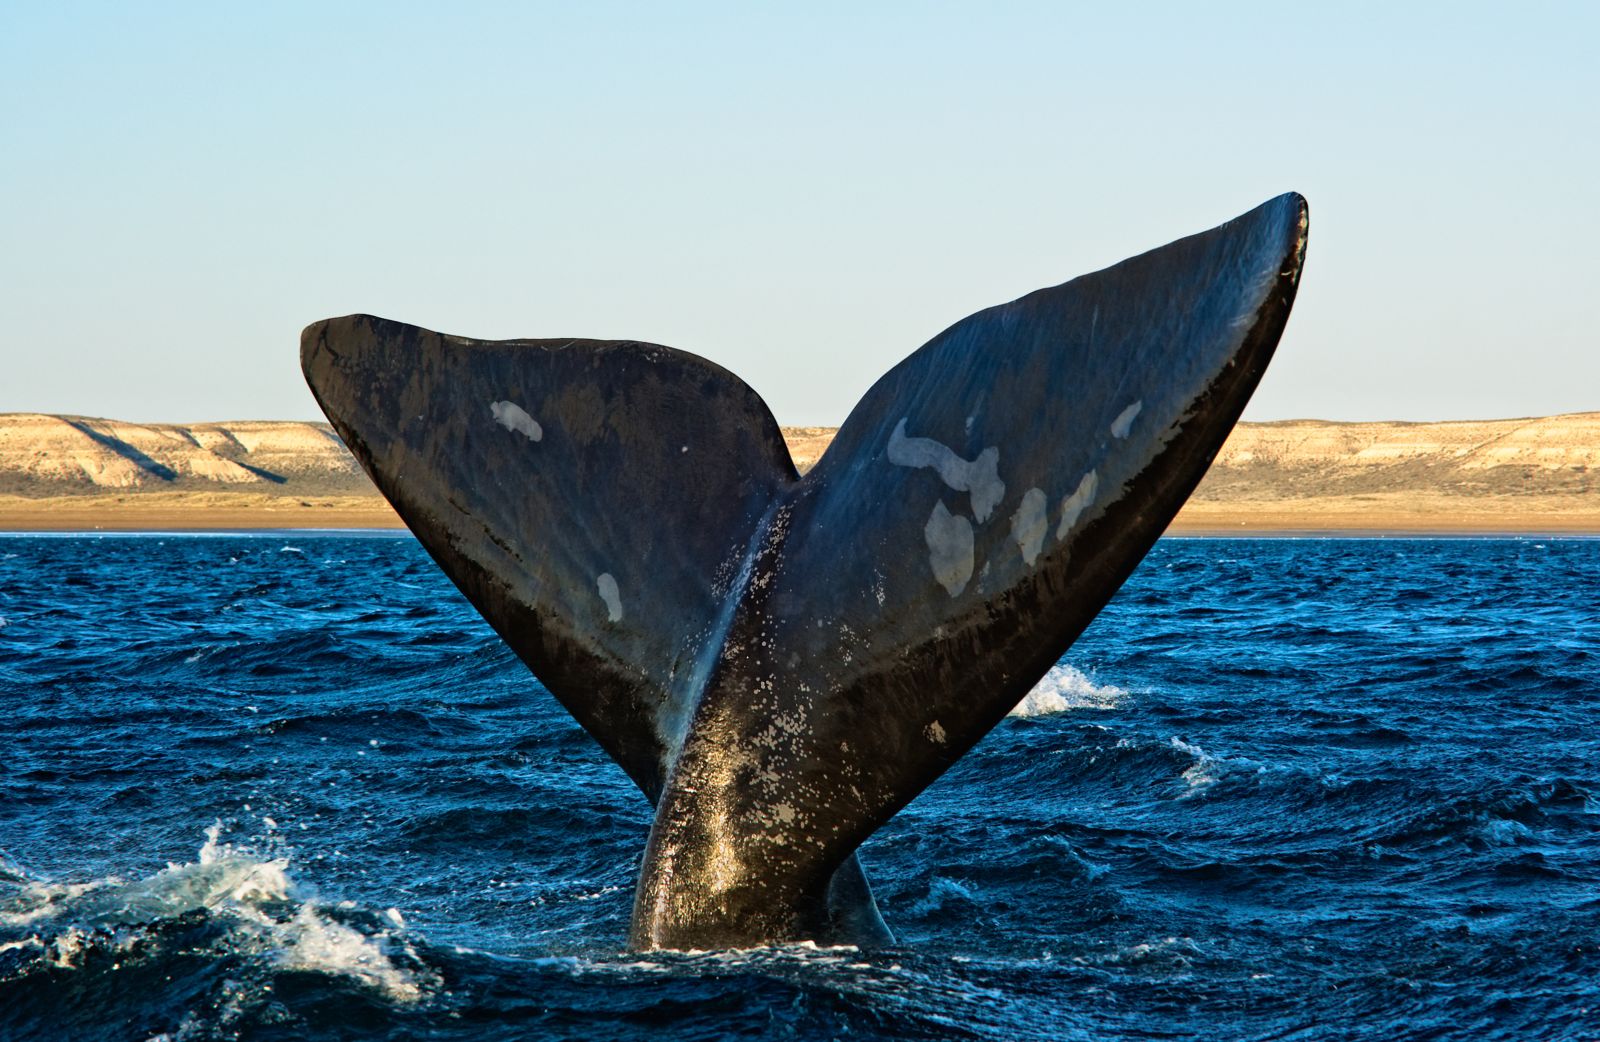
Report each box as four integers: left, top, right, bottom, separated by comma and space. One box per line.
302, 310, 895, 944
302, 193, 1308, 951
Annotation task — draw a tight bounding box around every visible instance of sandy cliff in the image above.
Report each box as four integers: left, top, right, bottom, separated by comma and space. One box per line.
0, 414, 368, 496
1191, 414, 1600, 500
1, 412, 1596, 531
1170, 413, 1600, 533
779, 427, 838, 473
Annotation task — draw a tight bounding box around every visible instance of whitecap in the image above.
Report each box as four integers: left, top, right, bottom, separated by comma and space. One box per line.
0, 822, 434, 1002
1009, 664, 1127, 717
1167, 736, 1269, 796
1170, 737, 1222, 791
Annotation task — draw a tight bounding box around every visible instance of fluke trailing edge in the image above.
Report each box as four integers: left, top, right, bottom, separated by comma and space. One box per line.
302, 193, 1309, 950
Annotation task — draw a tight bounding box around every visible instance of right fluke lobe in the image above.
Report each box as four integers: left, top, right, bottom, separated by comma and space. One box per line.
302, 194, 1310, 952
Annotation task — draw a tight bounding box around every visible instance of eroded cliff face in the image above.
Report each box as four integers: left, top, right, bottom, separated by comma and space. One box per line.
782, 415, 1600, 498
1188, 414, 1600, 500
2, 412, 1597, 503
778, 427, 837, 474
0, 415, 369, 496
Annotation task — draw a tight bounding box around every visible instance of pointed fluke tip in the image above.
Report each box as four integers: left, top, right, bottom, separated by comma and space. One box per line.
1267, 191, 1310, 279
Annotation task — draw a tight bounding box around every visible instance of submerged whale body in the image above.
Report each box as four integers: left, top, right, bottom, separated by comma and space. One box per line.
302, 193, 1309, 951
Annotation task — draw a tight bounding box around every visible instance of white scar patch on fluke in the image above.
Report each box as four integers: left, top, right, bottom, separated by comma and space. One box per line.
596, 573, 623, 622
490, 400, 543, 442
1110, 401, 1142, 439
1011, 487, 1048, 565
923, 501, 975, 597
888, 418, 1004, 522
1057, 471, 1099, 539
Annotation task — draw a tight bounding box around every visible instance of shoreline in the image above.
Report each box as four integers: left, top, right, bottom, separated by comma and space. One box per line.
5, 530, 1594, 541
0, 494, 404, 532
2, 493, 1598, 537
1164, 528, 1600, 539
1168, 495, 1600, 536
6, 415, 1598, 538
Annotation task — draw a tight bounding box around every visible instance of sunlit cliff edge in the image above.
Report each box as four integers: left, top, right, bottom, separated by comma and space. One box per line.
2, 412, 1598, 532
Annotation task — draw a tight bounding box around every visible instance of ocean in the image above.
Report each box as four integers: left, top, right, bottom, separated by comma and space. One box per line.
1, 533, 1596, 1041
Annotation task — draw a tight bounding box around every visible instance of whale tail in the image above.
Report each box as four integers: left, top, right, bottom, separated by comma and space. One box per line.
303, 192, 1308, 950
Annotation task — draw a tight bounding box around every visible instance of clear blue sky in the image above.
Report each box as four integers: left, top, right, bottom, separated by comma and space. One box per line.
2, 2, 1595, 425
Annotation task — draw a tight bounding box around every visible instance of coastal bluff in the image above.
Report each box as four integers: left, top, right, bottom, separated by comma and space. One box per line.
0, 414, 386, 528
1, 412, 1597, 532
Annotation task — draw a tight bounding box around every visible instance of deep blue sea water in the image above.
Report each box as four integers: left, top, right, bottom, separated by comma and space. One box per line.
1, 534, 1597, 1041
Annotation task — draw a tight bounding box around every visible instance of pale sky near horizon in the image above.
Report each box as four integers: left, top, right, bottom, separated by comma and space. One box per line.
2, 2, 1595, 426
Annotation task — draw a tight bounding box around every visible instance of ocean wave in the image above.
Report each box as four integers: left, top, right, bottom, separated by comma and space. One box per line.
1367, 777, 1593, 853
1008, 665, 1126, 717
0, 824, 435, 1011
908, 876, 981, 918
5, 534, 1599, 1040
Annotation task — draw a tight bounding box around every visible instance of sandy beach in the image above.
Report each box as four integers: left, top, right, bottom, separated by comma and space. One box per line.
4, 491, 1597, 536
0, 493, 403, 532
1168, 495, 1600, 536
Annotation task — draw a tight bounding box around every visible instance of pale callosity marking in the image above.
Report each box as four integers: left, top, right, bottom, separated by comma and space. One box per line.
925, 720, 947, 744
887, 418, 1005, 522
923, 501, 974, 597
596, 573, 623, 623
1110, 401, 1142, 439
490, 400, 543, 442
1011, 487, 1048, 566
1057, 471, 1098, 539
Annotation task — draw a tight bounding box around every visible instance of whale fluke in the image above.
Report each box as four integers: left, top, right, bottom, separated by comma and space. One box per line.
303, 192, 1308, 950
300, 314, 892, 941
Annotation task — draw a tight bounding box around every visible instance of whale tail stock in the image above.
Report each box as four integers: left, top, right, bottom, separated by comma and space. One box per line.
301, 193, 1308, 951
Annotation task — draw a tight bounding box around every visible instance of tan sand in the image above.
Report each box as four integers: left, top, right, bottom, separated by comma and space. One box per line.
1169, 494, 1600, 536
0, 493, 402, 531
3, 490, 1595, 535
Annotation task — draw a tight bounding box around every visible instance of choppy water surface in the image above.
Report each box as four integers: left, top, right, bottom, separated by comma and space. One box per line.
1, 534, 1597, 1040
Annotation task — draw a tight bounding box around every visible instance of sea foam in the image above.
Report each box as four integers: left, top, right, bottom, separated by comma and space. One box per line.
0, 823, 433, 1002
1008, 664, 1127, 717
